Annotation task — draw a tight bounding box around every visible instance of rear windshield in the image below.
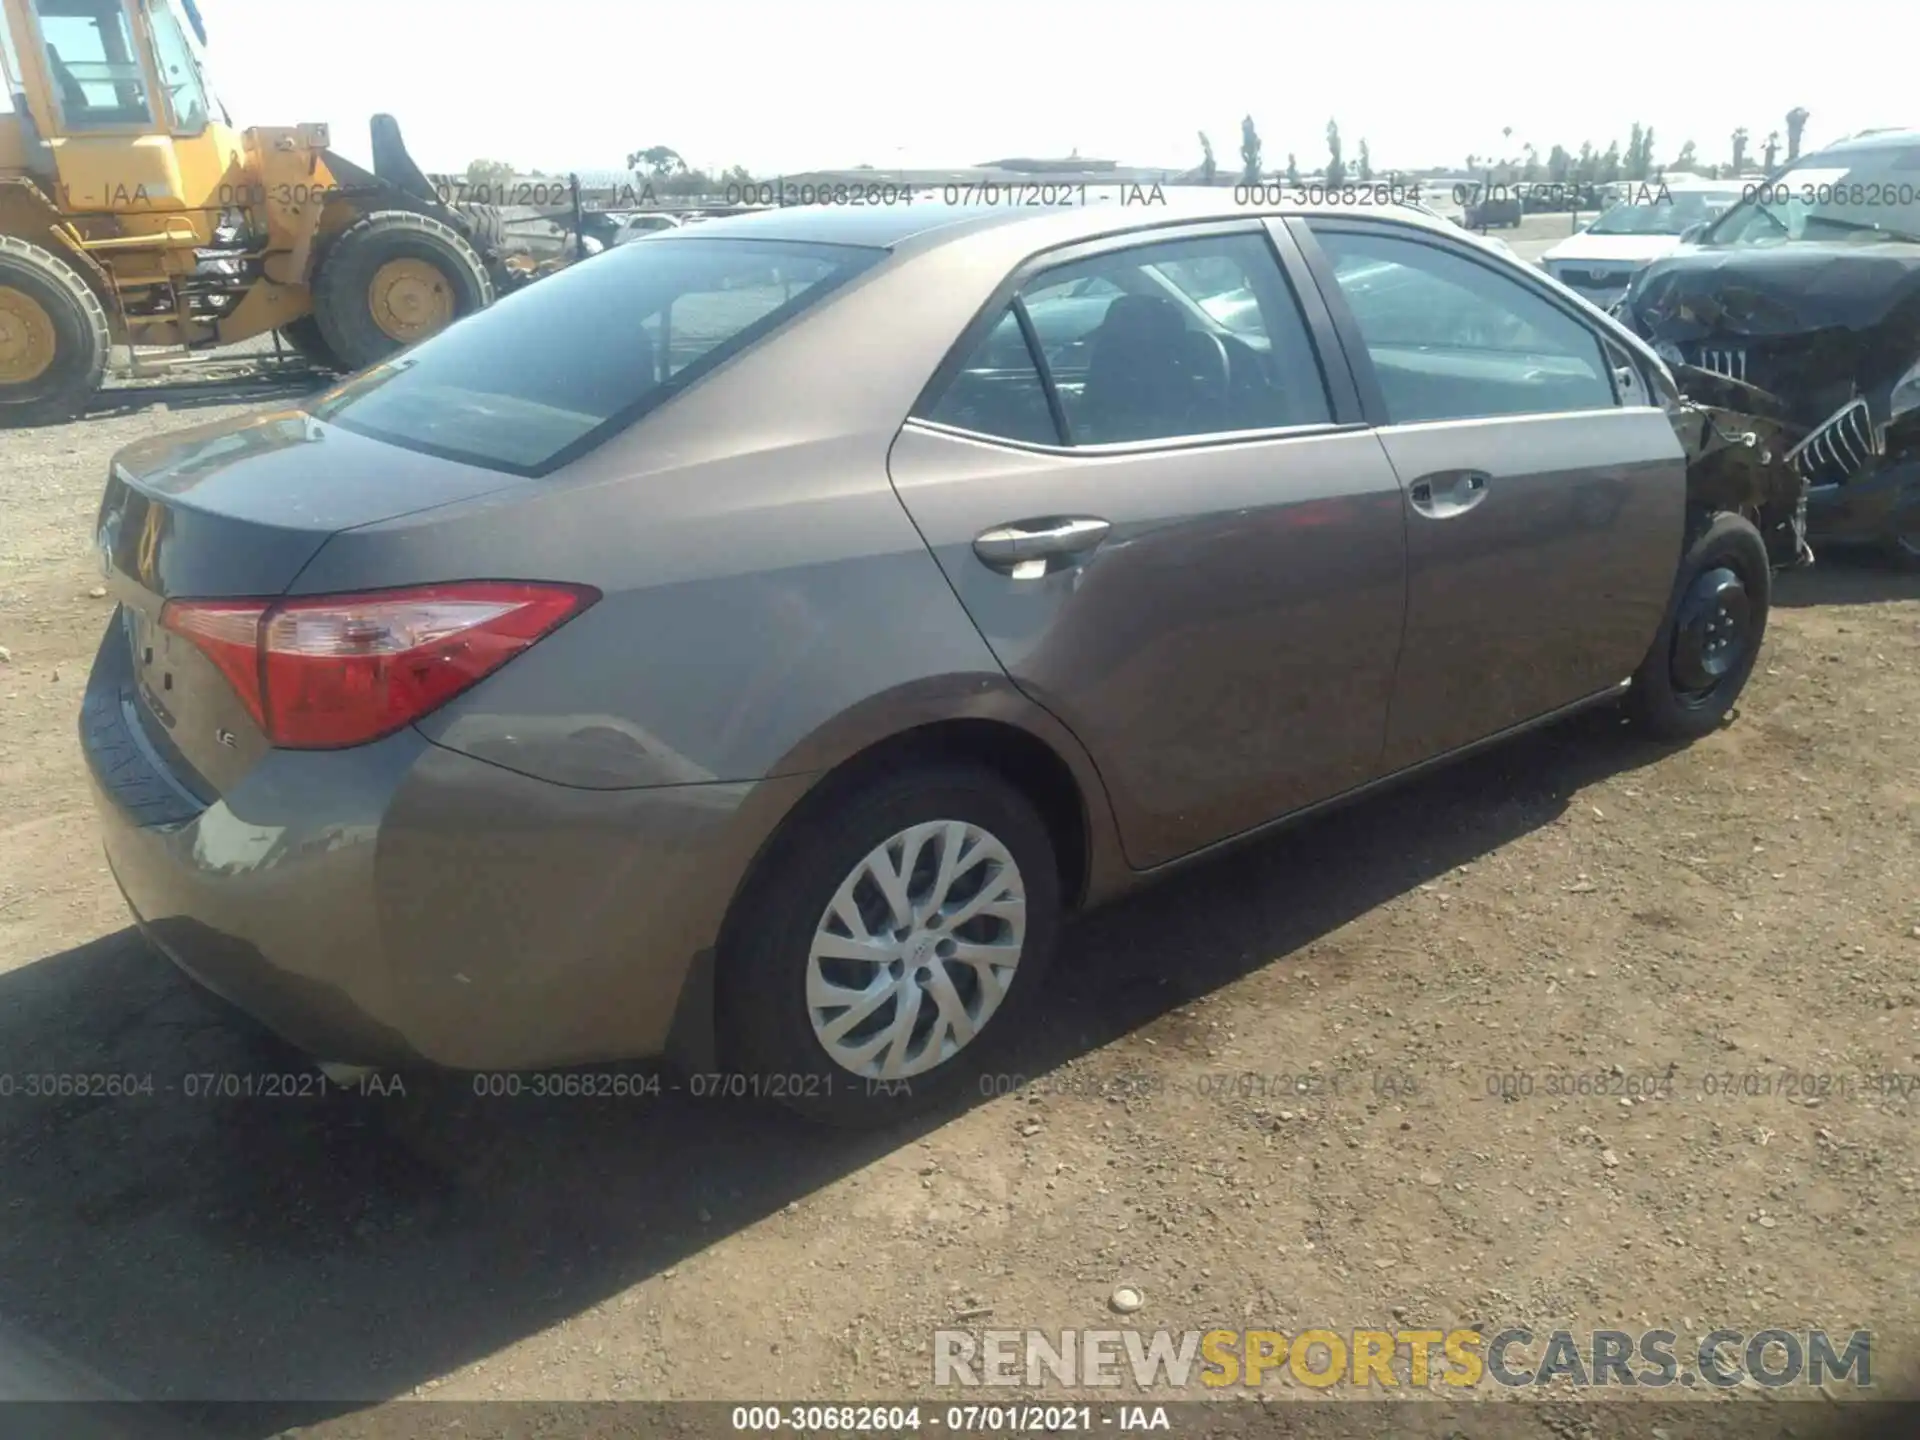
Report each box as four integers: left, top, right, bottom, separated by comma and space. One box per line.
308, 237, 885, 475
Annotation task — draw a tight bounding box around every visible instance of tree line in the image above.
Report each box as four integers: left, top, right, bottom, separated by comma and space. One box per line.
466, 105, 1816, 196
462, 148, 752, 195
1204, 107, 1815, 188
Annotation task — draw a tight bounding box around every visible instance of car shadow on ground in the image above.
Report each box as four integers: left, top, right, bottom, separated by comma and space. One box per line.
84, 373, 331, 420
0, 706, 1683, 1435
1774, 548, 1920, 608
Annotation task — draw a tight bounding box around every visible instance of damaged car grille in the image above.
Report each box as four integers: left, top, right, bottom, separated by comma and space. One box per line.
1693, 346, 1750, 384
1786, 397, 1883, 486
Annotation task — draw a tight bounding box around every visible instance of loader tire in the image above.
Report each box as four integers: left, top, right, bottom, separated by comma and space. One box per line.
275, 315, 345, 372
311, 210, 493, 370
450, 202, 506, 255
0, 234, 110, 427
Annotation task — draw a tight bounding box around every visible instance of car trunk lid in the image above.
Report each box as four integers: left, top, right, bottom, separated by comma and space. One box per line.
95, 409, 533, 798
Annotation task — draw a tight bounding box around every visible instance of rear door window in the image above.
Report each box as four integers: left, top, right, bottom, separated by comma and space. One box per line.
915, 230, 1331, 447
309, 238, 884, 475
1019, 233, 1333, 443
918, 309, 1059, 445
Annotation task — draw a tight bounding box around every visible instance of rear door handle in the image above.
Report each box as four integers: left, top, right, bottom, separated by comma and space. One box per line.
973, 517, 1111, 576
1407, 470, 1490, 518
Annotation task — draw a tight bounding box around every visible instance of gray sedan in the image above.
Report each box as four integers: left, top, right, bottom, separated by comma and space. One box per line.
81, 194, 1773, 1127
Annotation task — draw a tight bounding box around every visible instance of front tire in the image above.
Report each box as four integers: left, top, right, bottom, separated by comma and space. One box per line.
0, 234, 109, 426
1627, 511, 1770, 739
719, 764, 1061, 1128
275, 315, 344, 372
311, 210, 493, 370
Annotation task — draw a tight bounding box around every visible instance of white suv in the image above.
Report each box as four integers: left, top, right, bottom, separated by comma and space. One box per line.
611, 213, 684, 246
1541, 181, 1744, 310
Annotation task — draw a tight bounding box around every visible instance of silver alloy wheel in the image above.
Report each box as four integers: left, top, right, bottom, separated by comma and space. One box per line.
806, 819, 1027, 1080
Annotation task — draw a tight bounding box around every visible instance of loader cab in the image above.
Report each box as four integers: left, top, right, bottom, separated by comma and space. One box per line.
1, 0, 236, 214
139, 0, 219, 134
11, 0, 214, 132
36, 0, 156, 130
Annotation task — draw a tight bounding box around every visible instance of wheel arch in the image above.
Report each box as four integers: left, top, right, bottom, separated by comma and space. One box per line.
683, 711, 1110, 1084
0, 179, 124, 330
729, 713, 1110, 949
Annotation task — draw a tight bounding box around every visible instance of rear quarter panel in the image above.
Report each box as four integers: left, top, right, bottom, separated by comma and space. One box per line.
295, 223, 1125, 837
322, 435, 1006, 789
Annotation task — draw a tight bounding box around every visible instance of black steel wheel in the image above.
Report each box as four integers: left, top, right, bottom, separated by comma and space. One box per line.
1627, 511, 1771, 740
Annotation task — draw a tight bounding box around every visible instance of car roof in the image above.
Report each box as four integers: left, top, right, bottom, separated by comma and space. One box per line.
1647, 178, 1743, 191
1815, 128, 1920, 154
639, 186, 1464, 255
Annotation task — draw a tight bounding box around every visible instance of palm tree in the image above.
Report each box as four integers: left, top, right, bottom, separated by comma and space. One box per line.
1239, 116, 1262, 186
1786, 108, 1810, 162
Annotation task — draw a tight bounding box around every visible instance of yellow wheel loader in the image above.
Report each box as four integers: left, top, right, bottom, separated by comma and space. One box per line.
0, 0, 516, 425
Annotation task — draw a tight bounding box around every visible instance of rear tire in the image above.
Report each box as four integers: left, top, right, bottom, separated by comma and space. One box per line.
311, 210, 493, 370
1627, 511, 1771, 740
719, 764, 1061, 1128
0, 234, 109, 427
275, 315, 344, 372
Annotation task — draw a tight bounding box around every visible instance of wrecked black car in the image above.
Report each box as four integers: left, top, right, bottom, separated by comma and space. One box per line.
1622, 128, 1920, 566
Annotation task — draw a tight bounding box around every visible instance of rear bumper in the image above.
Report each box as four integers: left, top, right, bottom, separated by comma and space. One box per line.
80, 623, 809, 1071
1805, 456, 1920, 547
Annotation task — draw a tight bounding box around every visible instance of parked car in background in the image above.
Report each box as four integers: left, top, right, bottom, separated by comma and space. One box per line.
1623, 129, 1920, 564
84, 195, 1781, 1128
612, 212, 684, 245
1461, 183, 1524, 229
1541, 181, 1745, 311
1402, 197, 1522, 262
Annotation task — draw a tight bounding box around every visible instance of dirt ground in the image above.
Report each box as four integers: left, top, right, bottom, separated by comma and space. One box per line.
1, 383, 1917, 1438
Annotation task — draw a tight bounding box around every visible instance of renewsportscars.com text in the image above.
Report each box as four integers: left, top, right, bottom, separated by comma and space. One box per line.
932, 1326, 1872, 1391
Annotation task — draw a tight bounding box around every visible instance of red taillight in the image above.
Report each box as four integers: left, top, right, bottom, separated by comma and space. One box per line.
159, 581, 598, 749
158, 598, 272, 728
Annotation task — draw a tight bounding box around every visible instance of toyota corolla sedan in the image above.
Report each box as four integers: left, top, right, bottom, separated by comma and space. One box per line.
82, 193, 1775, 1127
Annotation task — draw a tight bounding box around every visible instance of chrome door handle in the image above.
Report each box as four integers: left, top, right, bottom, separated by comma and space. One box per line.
973, 517, 1111, 575
1407, 470, 1490, 518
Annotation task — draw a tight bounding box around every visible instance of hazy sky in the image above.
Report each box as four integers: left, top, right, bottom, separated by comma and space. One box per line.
199, 0, 1906, 177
